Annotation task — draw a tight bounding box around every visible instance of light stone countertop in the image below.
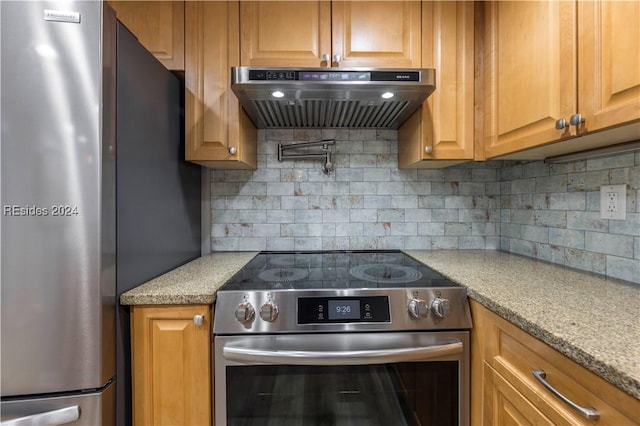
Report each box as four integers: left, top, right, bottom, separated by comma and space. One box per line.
120, 249, 640, 399
119, 251, 258, 305
404, 250, 640, 400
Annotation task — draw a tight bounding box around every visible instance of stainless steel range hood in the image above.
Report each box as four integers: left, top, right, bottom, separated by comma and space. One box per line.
231, 67, 435, 130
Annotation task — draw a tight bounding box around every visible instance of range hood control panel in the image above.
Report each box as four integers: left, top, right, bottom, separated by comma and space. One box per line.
248, 69, 420, 82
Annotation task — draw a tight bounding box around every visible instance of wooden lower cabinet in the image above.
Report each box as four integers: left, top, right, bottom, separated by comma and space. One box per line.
471, 300, 639, 425
131, 305, 212, 426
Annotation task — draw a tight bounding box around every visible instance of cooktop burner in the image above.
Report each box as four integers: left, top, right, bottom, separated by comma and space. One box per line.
221, 250, 459, 291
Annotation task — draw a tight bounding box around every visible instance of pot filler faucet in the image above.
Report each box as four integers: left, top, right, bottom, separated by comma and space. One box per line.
277, 139, 335, 175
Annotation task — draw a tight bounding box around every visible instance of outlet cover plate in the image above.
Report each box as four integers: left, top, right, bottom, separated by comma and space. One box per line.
600, 184, 626, 220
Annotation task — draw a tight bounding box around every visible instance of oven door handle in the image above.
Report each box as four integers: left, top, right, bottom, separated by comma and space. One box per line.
223, 340, 463, 365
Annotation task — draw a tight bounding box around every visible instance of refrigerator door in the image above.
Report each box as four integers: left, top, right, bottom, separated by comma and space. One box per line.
0, 381, 115, 426
0, 0, 115, 396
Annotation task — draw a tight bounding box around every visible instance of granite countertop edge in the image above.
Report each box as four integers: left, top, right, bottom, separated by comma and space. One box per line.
120, 249, 640, 400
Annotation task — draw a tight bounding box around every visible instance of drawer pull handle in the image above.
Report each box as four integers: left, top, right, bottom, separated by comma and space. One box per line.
532, 369, 600, 420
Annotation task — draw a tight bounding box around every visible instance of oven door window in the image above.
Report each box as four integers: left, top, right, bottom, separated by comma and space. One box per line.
226, 362, 458, 426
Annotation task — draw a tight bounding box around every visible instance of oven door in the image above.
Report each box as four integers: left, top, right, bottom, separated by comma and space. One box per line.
214, 331, 469, 426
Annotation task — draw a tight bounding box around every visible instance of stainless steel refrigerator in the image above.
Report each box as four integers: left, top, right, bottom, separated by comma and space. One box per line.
1, 2, 201, 425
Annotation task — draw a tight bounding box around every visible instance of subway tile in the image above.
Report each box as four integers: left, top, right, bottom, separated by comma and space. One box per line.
337, 222, 363, 237
363, 222, 391, 237
294, 237, 323, 251
405, 181, 431, 195
378, 209, 405, 222
458, 236, 486, 249
405, 208, 432, 223
567, 211, 608, 232
521, 225, 548, 243
281, 224, 309, 237
322, 209, 350, 223
376, 181, 405, 195
522, 161, 550, 178
390, 223, 418, 236
350, 181, 377, 195
294, 210, 323, 223
418, 195, 445, 209
363, 168, 391, 182
432, 209, 459, 222
391, 196, 419, 209
252, 195, 281, 210
418, 222, 445, 236
609, 212, 640, 236
564, 249, 606, 275
266, 237, 294, 251
511, 178, 536, 194
587, 152, 635, 170
549, 228, 585, 249
606, 256, 640, 283
281, 196, 308, 210
534, 210, 567, 228
266, 209, 294, 224
363, 196, 391, 209
238, 238, 267, 251
350, 209, 378, 223
445, 223, 472, 236
308, 223, 335, 237
585, 231, 634, 258
536, 175, 567, 194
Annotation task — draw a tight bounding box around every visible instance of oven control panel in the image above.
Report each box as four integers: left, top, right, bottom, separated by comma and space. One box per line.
298, 296, 391, 324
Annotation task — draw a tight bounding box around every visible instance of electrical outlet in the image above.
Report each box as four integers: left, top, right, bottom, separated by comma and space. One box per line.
600, 184, 626, 220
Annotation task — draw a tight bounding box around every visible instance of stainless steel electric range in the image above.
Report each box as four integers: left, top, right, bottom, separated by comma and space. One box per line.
214, 250, 472, 426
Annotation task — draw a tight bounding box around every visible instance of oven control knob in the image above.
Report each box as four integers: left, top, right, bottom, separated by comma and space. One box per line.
431, 298, 451, 319
235, 301, 255, 323
259, 301, 279, 322
408, 298, 429, 319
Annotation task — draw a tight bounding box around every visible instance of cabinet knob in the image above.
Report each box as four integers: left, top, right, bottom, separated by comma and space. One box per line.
228, 146, 237, 155
322, 53, 330, 63
555, 118, 569, 130
193, 315, 204, 326
569, 113, 585, 126
333, 53, 342, 65
424, 146, 433, 154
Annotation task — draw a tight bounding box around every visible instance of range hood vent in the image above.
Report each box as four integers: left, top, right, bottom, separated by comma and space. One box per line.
231, 67, 435, 130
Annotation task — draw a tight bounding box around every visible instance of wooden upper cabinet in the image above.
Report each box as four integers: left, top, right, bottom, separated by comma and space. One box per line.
109, 1, 184, 71
481, 0, 640, 160
578, 1, 640, 133
398, 1, 474, 168
240, 1, 331, 67
185, 1, 257, 169
331, 1, 421, 68
482, 1, 577, 159
239, 1, 421, 68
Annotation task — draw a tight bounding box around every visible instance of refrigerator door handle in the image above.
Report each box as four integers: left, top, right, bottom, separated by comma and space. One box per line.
1, 405, 80, 426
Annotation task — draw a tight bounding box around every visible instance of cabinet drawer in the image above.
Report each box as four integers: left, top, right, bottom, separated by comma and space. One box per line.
485, 309, 638, 425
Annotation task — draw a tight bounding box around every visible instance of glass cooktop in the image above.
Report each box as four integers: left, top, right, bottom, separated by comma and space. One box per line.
221, 250, 460, 291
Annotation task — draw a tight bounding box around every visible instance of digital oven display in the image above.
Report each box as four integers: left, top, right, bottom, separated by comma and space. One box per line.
298, 296, 390, 324
328, 300, 360, 320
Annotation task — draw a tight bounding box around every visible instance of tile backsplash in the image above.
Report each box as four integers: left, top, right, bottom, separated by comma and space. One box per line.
210, 130, 640, 284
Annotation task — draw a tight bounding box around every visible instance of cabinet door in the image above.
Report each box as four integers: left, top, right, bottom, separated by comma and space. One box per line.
482, 1, 577, 159
131, 305, 211, 426
240, 1, 331, 67
578, 1, 640, 132
331, 1, 421, 68
185, 1, 257, 169
398, 1, 474, 168
108, 1, 184, 71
